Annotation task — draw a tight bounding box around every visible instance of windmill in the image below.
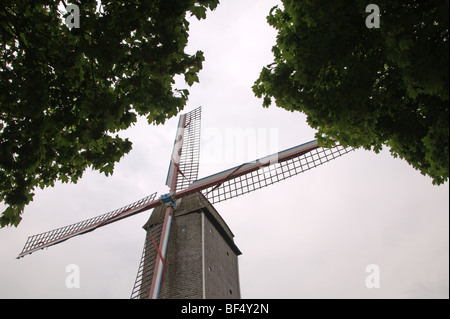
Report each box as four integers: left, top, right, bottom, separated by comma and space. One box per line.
17, 106, 353, 298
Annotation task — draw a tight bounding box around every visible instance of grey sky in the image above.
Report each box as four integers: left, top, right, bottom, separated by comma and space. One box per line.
0, 0, 448, 299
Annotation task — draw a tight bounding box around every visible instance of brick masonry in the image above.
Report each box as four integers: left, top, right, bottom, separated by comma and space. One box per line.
140, 192, 241, 299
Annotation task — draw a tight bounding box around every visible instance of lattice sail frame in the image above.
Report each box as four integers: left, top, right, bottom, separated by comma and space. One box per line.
17, 192, 159, 259
130, 222, 163, 299
202, 144, 352, 204
166, 106, 201, 192
176, 106, 201, 190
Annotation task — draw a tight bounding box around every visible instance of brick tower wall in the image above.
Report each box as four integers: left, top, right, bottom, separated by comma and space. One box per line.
159, 211, 203, 299
140, 192, 241, 299
203, 214, 241, 298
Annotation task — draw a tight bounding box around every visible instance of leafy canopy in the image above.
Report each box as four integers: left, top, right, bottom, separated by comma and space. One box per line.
0, 0, 219, 227
253, 0, 449, 185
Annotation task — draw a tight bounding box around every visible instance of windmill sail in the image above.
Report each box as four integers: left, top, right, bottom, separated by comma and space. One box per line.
130, 221, 164, 299
183, 140, 353, 204
165, 106, 202, 192
17, 192, 160, 259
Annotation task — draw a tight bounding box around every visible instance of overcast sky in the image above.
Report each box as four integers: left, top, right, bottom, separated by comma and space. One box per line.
1, 0, 448, 299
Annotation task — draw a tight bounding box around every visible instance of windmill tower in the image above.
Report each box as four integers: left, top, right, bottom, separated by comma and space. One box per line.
132, 192, 242, 299
17, 106, 353, 299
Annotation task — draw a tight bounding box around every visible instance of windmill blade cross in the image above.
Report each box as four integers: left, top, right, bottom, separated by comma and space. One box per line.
16, 102, 354, 300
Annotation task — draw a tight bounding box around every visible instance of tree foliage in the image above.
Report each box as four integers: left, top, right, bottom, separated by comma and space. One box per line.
253, 0, 449, 185
0, 0, 219, 227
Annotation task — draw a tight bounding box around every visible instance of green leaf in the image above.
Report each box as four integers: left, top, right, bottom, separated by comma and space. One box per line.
185, 72, 200, 86
191, 6, 207, 20
59, 175, 69, 183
